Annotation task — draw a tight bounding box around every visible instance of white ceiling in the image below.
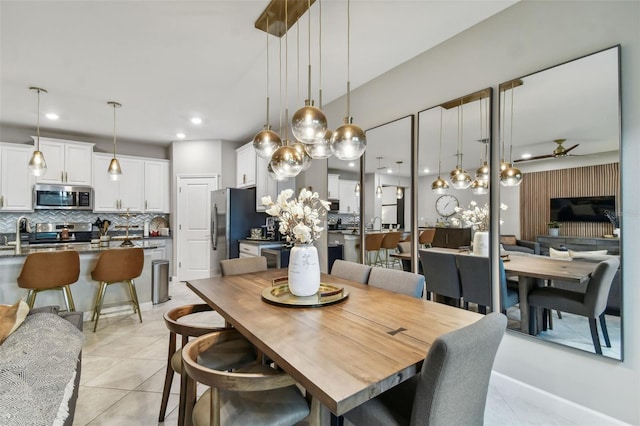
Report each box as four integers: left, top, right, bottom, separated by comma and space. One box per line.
0, 0, 517, 147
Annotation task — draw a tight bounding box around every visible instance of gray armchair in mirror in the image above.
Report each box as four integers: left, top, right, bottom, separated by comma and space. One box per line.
498, 45, 622, 360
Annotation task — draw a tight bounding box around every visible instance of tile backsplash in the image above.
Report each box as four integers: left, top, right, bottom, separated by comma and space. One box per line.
327, 212, 359, 226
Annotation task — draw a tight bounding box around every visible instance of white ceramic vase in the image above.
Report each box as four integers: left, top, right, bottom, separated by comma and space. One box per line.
288, 243, 321, 296
473, 231, 489, 257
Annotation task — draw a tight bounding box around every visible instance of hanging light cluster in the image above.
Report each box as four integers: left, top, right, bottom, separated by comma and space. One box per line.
253, 0, 366, 181
449, 100, 472, 190
471, 95, 490, 195
500, 82, 523, 187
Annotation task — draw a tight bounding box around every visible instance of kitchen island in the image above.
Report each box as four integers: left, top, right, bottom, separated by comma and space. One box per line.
0, 240, 166, 319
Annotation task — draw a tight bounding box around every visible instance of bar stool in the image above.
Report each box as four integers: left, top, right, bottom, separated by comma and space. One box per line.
17, 250, 80, 312
419, 228, 436, 248
365, 233, 385, 266
91, 247, 144, 332
379, 231, 403, 268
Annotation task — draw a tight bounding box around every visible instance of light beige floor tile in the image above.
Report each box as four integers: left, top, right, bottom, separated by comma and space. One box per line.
84, 335, 162, 358
83, 358, 165, 390
73, 386, 128, 426
87, 390, 178, 426
130, 335, 169, 360
136, 366, 180, 394
80, 355, 127, 385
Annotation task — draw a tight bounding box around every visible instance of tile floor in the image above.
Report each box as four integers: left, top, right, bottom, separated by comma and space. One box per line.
74, 280, 580, 426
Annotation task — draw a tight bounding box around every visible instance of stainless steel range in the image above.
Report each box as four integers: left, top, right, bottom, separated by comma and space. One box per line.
29, 222, 94, 244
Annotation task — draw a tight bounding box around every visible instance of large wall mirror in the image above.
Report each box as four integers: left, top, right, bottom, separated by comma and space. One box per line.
498, 46, 622, 360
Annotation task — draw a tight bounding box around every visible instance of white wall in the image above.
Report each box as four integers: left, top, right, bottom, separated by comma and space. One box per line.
319, 1, 639, 423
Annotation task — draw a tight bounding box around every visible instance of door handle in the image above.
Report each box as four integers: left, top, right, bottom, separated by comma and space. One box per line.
211, 203, 218, 250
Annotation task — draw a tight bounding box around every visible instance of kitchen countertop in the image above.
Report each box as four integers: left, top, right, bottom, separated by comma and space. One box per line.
239, 239, 285, 246
0, 240, 161, 258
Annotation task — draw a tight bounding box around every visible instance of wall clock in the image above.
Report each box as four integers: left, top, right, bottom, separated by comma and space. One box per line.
435, 194, 459, 217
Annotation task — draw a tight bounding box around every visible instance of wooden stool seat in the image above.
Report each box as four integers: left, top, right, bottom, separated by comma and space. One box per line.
90, 247, 144, 332
17, 250, 80, 312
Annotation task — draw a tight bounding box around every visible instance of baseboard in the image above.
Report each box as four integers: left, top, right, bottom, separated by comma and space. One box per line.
81, 301, 153, 321
490, 371, 629, 425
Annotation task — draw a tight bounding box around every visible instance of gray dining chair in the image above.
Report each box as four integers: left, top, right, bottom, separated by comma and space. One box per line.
419, 249, 462, 305
456, 255, 519, 314
367, 267, 425, 298
528, 257, 619, 355
331, 259, 372, 284
220, 256, 268, 276
343, 312, 507, 426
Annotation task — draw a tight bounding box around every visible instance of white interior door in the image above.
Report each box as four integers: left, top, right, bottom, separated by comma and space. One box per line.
176, 175, 218, 281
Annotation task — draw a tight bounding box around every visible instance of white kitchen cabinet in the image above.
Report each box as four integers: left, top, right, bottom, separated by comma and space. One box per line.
93, 153, 144, 212
328, 173, 340, 200
0, 143, 34, 211
144, 159, 170, 213
236, 142, 256, 188
35, 137, 93, 185
381, 185, 398, 205
339, 180, 359, 214
255, 154, 295, 211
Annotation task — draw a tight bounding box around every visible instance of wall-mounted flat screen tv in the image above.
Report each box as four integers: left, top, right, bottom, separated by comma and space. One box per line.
550, 196, 616, 223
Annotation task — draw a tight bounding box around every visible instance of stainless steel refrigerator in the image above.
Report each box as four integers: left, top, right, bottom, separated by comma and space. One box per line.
210, 187, 267, 275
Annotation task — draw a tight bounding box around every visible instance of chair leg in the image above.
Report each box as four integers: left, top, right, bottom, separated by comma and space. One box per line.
26, 290, 36, 308
93, 282, 108, 332
62, 285, 76, 312
159, 333, 176, 422
528, 306, 537, 335
128, 279, 143, 323
91, 285, 102, 322
588, 317, 603, 355
599, 314, 611, 347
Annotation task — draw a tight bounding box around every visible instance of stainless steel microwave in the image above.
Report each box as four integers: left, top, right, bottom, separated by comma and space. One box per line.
33, 184, 93, 210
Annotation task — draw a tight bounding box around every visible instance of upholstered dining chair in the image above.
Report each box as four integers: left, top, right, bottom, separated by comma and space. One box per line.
367, 267, 425, 298
456, 255, 519, 314
182, 329, 311, 426
220, 256, 267, 276
419, 249, 462, 305
343, 312, 507, 426
330, 259, 372, 283
528, 257, 619, 355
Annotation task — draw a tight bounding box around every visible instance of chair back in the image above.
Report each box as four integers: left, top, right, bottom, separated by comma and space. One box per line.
330, 260, 372, 284
368, 267, 424, 298
164, 304, 222, 338
418, 229, 436, 245
91, 248, 144, 283
410, 313, 506, 426
583, 257, 620, 316
18, 250, 80, 289
419, 250, 462, 299
380, 232, 403, 250
397, 241, 411, 253
220, 256, 267, 276
456, 254, 492, 309
365, 233, 385, 251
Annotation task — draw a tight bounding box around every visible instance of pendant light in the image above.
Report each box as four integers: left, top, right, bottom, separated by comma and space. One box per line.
291, 0, 327, 144
431, 108, 449, 194
107, 101, 122, 181
306, 0, 332, 160
330, 0, 366, 161
375, 156, 383, 199
499, 88, 510, 173
28, 87, 48, 176
475, 97, 490, 182
396, 161, 404, 199
254, 16, 282, 159
449, 100, 472, 189
354, 181, 360, 196
500, 82, 523, 187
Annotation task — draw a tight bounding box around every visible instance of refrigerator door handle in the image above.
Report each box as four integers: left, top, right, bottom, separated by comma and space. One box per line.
212, 203, 218, 250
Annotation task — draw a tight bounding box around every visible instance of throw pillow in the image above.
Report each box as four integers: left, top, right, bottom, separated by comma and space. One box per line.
500, 236, 518, 246
549, 247, 572, 261
0, 299, 29, 344
568, 249, 609, 258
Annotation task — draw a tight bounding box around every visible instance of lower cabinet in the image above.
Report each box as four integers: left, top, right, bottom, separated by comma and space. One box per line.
432, 228, 472, 249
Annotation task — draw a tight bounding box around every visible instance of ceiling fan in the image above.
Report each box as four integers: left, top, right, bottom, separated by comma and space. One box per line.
514, 139, 580, 163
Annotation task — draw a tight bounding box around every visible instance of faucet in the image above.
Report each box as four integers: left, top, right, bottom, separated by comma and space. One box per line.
15, 216, 30, 254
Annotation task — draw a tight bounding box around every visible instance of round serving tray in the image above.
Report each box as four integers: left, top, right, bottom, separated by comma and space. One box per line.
261, 281, 349, 308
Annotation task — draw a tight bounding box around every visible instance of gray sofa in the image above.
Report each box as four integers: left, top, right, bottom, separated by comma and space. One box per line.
500, 235, 541, 255
0, 306, 84, 426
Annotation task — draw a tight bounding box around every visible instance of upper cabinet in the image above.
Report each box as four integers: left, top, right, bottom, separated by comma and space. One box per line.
35, 137, 93, 185
255, 154, 295, 211
236, 142, 256, 188
0, 143, 34, 211
144, 159, 170, 213
338, 180, 359, 214
93, 153, 144, 212
328, 174, 340, 200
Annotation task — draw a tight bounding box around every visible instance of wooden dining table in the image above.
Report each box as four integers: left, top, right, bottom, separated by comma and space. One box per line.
187, 268, 481, 420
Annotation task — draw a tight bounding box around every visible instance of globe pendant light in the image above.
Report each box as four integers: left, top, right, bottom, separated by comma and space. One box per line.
431, 108, 450, 194
375, 157, 383, 199
500, 82, 523, 187
471, 179, 489, 195
267, 162, 287, 181
107, 101, 122, 181
354, 181, 360, 196
396, 161, 404, 199
475, 98, 490, 183
28, 87, 48, 176
292, 141, 312, 171
254, 16, 282, 159
449, 101, 472, 190
330, 0, 366, 161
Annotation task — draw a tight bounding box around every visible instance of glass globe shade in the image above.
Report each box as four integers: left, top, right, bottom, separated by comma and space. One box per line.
449, 166, 472, 189
28, 150, 47, 176
476, 163, 490, 182
396, 186, 404, 199
470, 179, 489, 195
253, 127, 282, 159
292, 142, 312, 171
431, 177, 449, 194
267, 162, 287, 181
305, 129, 333, 159
291, 100, 328, 144
499, 160, 510, 173
500, 164, 523, 186
330, 117, 366, 161
108, 158, 122, 181
270, 144, 304, 178
375, 185, 383, 199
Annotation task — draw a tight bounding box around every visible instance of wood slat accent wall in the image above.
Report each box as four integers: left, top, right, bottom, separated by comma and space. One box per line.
520, 163, 619, 241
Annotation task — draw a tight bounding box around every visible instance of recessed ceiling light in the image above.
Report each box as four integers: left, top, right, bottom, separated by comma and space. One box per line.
348, 162, 355, 167
176, 133, 186, 139
387, 168, 393, 173
46, 113, 59, 120
521, 153, 532, 159
423, 168, 430, 173
191, 117, 202, 125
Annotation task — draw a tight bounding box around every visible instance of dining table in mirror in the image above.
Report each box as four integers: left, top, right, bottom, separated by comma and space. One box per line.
358, 115, 414, 269
497, 45, 622, 360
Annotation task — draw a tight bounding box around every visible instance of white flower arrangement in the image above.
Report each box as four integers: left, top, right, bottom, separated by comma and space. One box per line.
450, 201, 508, 232
262, 188, 331, 244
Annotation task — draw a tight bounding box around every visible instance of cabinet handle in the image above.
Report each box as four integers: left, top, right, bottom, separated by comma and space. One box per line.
0, 195, 3, 208
145, 200, 148, 210
61, 171, 64, 182
243, 174, 246, 184
65, 171, 68, 182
